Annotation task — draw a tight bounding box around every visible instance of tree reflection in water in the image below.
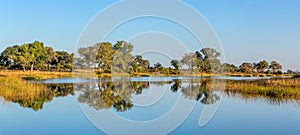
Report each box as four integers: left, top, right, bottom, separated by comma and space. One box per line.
173, 79, 221, 105
77, 79, 150, 112
0, 83, 74, 111
77, 78, 221, 112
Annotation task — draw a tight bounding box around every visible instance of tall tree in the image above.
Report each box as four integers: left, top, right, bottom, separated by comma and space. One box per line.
45, 46, 57, 71
112, 41, 134, 73
181, 53, 196, 70
96, 42, 115, 73
22, 41, 47, 71
55, 51, 74, 71
200, 48, 221, 73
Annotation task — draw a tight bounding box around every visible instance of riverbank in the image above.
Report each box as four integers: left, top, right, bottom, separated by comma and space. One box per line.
210, 78, 300, 100
0, 70, 72, 80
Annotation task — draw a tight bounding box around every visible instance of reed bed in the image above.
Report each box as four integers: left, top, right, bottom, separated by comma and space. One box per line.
0, 70, 72, 80
223, 78, 300, 100
0, 77, 48, 103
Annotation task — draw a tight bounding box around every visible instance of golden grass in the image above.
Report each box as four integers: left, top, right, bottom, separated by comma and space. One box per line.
0, 77, 48, 104
0, 70, 72, 80
215, 78, 300, 100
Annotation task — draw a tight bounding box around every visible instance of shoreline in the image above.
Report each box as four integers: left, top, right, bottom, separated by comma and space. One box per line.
0, 70, 294, 80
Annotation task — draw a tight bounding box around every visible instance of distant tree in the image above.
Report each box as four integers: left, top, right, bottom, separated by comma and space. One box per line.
181, 53, 196, 70
78, 45, 98, 68
255, 60, 269, 73
45, 46, 57, 71
96, 42, 115, 73
13, 44, 35, 71
222, 63, 238, 73
239, 62, 253, 73
154, 62, 162, 69
0, 45, 20, 69
269, 61, 282, 73
112, 41, 134, 73
131, 55, 150, 72
200, 48, 221, 73
287, 69, 294, 74
200, 48, 221, 60
55, 51, 73, 71
171, 60, 181, 70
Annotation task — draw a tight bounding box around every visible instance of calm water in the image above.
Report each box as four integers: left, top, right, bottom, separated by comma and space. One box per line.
0, 77, 299, 135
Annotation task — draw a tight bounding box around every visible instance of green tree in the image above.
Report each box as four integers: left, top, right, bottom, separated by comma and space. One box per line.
131, 55, 150, 72
96, 42, 115, 73
17, 41, 47, 71
255, 60, 269, 73
0, 45, 20, 69
200, 48, 221, 73
45, 46, 57, 71
239, 62, 253, 73
181, 53, 197, 70
112, 41, 134, 73
55, 51, 74, 71
269, 61, 282, 73
171, 60, 181, 70
78, 45, 98, 68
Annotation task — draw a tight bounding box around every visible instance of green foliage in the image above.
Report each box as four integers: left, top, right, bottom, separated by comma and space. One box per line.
269, 61, 282, 73
254, 60, 269, 73
112, 41, 134, 73
0, 41, 73, 71
239, 62, 253, 73
1, 40, 284, 76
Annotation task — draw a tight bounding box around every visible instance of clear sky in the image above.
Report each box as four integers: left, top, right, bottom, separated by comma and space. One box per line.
1, 0, 299, 71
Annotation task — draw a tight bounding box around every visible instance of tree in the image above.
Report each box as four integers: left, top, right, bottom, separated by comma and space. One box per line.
78, 45, 98, 68
181, 53, 196, 70
112, 41, 134, 73
45, 46, 57, 71
254, 60, 269, 73
200, 48, 221, 60
171, 60, 181, 70
55, 51, 74, 71
287, 69, 294, 74
0, 45, 20, 69
239, 62, 253, 73
269, 61, 282, 74
96, 42, 115, 73
154, 62, 162, 69
131, 55, 150, 72
222, 63, 238, 73
200, 48, 221, 73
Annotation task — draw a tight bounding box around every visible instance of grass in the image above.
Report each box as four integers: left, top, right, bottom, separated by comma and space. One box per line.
0, 77, 48, 106
221, 78, 300, 100
0, 70, 72, 80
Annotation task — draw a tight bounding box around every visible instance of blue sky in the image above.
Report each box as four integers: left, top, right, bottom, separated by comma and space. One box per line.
1, 0, 299, 71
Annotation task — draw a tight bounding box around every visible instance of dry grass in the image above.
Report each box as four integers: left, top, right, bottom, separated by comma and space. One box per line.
0, 77, 49, 104
222, 78, 300, 100
0, 70, 72, 80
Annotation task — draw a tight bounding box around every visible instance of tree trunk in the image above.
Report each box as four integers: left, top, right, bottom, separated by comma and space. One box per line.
48, 64, 51, 72
23, 65, 26, 72
31, 64, 34, 72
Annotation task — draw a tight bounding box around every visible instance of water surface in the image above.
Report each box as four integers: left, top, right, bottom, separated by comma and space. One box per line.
0, 77, 299, 135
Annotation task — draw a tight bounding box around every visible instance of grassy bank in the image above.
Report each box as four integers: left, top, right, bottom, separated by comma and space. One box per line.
0, 70, 72, 80
0, 77, 48, 108
220, 78, 300, 100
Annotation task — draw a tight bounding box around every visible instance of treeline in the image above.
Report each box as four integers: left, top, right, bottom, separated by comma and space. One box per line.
0, 40, 287, 75
75, 41, 285, 75
0, 41, 74, 71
